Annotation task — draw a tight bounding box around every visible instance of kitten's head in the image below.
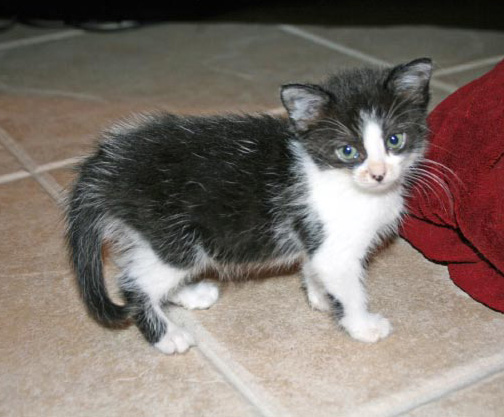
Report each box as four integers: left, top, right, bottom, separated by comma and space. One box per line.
281, 58, 433, 192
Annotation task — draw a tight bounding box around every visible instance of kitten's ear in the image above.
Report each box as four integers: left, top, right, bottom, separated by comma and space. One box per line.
280, 84, 331, 131
385, 58, 433, 103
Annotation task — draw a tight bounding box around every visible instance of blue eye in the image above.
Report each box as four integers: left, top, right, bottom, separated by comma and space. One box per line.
386, 133, 406, 150
336, 145, 359, 162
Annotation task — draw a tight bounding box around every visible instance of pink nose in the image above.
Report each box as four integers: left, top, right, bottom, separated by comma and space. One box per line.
368, 161, 387, 182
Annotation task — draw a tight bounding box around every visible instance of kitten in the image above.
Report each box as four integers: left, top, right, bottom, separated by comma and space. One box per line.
66, 58, 433, 354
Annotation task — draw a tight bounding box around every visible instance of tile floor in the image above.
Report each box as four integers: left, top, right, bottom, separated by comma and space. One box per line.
1, 19, 503, 417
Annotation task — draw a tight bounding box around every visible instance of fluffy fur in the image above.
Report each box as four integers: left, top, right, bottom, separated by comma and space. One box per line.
66, 58, 433, 354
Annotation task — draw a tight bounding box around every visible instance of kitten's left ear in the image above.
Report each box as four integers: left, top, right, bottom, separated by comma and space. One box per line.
280, 84, 331, 131
385, 58, 433, 103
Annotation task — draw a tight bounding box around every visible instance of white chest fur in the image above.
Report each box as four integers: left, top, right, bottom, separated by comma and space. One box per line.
298, 148, 403, 344
300, 152, 404, 254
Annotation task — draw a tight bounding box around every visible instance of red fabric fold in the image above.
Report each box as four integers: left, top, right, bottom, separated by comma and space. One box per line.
400, 60, 504, 312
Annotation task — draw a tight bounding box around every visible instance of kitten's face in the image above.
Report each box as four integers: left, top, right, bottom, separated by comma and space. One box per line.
281, 58, 433, 192
350, 115, 415, 191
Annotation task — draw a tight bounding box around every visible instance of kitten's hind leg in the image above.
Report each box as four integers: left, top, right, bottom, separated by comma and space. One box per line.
124, 289, 195, 354
119, 244, 195, 354
168, 281, 219, 310
302, 269, 332, 312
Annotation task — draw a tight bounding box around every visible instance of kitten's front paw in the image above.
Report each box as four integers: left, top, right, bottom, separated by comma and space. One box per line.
340, 313, 392, 343
154, 327, 195, 355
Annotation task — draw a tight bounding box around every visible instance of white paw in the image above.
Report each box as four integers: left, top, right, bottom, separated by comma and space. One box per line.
307, 290, 332, 312
154, 327, 195, 355
169, 281, 219, 310
340, 313, 392, 343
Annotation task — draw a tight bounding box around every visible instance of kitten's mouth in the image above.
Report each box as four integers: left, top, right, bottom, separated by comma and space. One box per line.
357, 178, 400, 193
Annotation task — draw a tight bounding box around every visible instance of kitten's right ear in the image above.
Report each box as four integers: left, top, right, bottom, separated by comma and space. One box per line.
280, 84, 331, 131
385, 58, 433, 104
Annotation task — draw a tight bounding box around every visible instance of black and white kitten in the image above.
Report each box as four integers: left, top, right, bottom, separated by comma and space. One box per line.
67, 58, 433, 354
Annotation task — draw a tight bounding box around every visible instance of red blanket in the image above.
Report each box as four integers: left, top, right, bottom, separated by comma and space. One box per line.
400, 60, 504, 312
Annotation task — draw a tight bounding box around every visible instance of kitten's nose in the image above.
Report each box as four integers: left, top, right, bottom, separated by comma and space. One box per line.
368, 161, 387, 183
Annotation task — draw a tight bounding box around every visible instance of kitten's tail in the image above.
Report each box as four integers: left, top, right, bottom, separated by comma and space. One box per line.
65, 185, 130, 328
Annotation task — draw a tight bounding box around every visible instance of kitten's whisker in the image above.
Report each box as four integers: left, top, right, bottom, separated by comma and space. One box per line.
420, 158, 465, 188
407, 179, 445, 216
407, 167, 454, 214
312, 126, 351, 137
406, 174, 438, 200
419, 166, 461, 195
411, 166, 451, 190
386, 96, 401, 120
404, 177, 434, 206
386, 96, 410, 121
389, 107, 419, 121
413, 167, 454, 197
407, 175, 450, 214
320, 118, 353, 134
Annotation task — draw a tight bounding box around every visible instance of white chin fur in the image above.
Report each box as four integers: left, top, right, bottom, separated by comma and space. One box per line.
354, 177, 401, 193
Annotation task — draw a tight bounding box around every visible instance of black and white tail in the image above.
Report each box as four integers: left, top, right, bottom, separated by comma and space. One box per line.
66, 183, 130, 328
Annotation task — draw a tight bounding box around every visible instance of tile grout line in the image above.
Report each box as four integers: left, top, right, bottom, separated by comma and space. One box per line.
435, 54, 504, 76
427, 78, 459, 94
0, 170, 30, 185
0, 126, 64, 204
0, 29, 85, 51
279, 24, 389, 67
0, 83, 108, 102
34, 156, 84, 172
170, 307, 293, 417
341, 351, 504, 417
0, 156, 83, 185
396, 369, 504, 417
278, 24, 459, 94
392, 362, 504, 416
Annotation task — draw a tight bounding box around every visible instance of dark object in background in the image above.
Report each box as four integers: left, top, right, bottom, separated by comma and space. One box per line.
0, 2, 239, 31
1, 0, 503, 31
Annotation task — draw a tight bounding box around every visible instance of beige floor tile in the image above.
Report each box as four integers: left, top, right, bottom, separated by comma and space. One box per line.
0, 178, 258, 417
0, 142, 24, 176
0, 96, 154, 166
0, 272, 258, 417
430, 88, 451, 110
187, 239, 504, 416
302, 25, 504, 70
0, 22, 364, 168
1, 23, 361, 107
437, 63, 499, 88
407, 372, 504, 417
0, 178, 67, 275
4, 21, 503, 417
47, 165, 76, 189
